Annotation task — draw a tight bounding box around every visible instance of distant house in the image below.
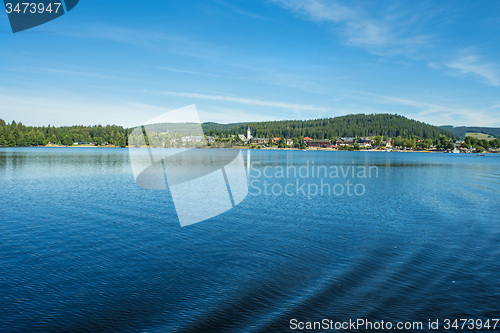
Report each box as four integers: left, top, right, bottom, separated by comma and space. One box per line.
250, 138, 268, 145
336, 137, 356, 146
286, 139, 294, 146
380, 140, 392, 148
357, 137, 373, 148
303, 137, 313, 141
306, 139, 332, 148
206, 136, 215, 143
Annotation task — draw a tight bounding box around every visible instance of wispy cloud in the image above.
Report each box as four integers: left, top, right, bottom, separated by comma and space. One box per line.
144, 90, 329, 112
274, 1, 500, 87
272, 0, 431, 55
197, 105, 282, 124
213, 0, 271, 20
446, 54, 500, 86
5, 67, 114, 80
149, 64, 323, 93
153, 67, 207, 76
274, 0, 385, 47
39, 68, 114, 79
57, 24, 224, 60
353, 90, 500, 126
148, 66, 235, 79
0, 87, 327, 126
0, 91, 173, 127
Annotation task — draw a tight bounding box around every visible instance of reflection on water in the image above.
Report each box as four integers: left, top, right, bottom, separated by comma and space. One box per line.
0, 148, 499, 332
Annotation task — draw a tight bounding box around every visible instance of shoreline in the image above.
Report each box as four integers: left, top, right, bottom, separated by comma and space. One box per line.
0, 145, 496, 154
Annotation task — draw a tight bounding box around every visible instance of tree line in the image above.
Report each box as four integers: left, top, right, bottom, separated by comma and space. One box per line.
0, 119, 130, 147
463, 136, 500, 152
2, 115, 498, 150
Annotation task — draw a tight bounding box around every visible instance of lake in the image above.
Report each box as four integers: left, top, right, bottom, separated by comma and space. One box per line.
1, 148, 499, 332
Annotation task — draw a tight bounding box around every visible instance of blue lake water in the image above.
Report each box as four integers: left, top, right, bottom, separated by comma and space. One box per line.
1, 148, 499, 332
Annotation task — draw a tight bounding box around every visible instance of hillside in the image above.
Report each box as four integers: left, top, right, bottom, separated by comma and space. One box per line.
439, 126, 500, 139
203, 114, 457, 140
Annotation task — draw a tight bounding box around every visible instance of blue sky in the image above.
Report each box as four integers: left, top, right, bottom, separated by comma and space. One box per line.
1, 0, 499, 127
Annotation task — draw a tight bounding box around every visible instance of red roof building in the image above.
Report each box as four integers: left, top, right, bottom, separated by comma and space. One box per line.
305, 139, 332, 148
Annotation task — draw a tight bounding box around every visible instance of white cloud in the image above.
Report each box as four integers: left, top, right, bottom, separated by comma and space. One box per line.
276, 0, 355, 22
446, 54, 500, 86
272, 0, 430, 54
6, 67, 114, 80
144, 90, 329, 112
39, 68, 114, 79
0, 92, 172, 127
150, 64, 324, 94
360, 92, 500, 126
275, 1, 500, 87
214, 0, 271, 20
149, 66, 235, 79
56, 24, 224, 61
0, 85, 331, 127
197, 105, 283, 124
274, 0, 386, 47
2, 87, 497, 128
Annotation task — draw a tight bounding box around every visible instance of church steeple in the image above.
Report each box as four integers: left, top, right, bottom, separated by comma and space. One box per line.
247, 126, 251, 140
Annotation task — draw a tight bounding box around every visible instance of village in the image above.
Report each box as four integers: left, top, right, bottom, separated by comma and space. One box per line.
201, 127, 500, 153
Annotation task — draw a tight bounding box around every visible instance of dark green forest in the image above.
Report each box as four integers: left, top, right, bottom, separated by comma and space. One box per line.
0, 119, 130, 147
202, 114, 458, 140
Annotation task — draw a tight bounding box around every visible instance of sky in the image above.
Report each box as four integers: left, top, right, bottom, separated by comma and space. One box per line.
1, 0, 499, 127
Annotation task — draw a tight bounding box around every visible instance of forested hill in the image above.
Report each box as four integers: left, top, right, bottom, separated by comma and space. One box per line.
439, 126, 500, 139
202, 114, 457, 140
